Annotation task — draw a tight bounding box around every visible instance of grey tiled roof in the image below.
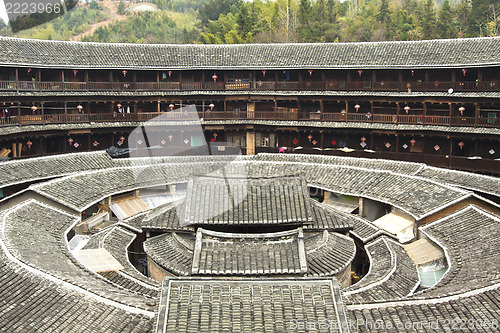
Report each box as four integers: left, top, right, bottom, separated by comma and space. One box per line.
143, 232, 195, 276
98, 226, 160, 294
343, 237, 419, 304
1, 200, 157, 312
156, 277, 348, 333
349, 215, 390, 243
1, 36, 499, 69
183, 174, 313, 226
0, 151, 114, 188
0, 250, 153, 332
304, 231, 356, 277
306, 200, 355, 231
141, 199, 193, 231
192, 228, 307, 275
410, 205, 500, 299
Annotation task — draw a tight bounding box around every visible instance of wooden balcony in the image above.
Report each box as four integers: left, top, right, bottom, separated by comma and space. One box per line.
1, 111, 497, 128
1, 80, 499, 93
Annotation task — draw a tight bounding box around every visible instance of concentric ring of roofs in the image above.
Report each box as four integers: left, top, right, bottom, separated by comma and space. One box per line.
0, 151, 499, 332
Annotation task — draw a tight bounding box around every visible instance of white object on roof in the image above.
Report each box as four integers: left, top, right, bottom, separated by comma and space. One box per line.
110, 197, 149, 219
373, 212, 414, 243
72, 248, 124, 273
68, 235, 90, 251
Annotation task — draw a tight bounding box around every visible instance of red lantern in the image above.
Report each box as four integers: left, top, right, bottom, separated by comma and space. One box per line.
410, 139, 416, 147
77, 105, 83, 112
261, 70, 267, 77
122, 70, 127, 77
73, 69, 78, 76
212, 74, 218, 82
459, 106, 465, 116
68, 138, 73, 145
404, 106, 410, 114
26, 140, 32, 149
357, 70, 363, 77
458, 141, 465, 150
308, 70, 313, 76
31, 105, 37, 112
361, 137, 366, 142
168, 70, 172, 77
169, 103, 175, 110
116, 103, 122, 109
93, 141, 99, 147
308, 135, 313, 142
331, 140, 337, 146
119, 136, 125, 142
462, 69, 467, 76
213, 133, 217, 138
209, 103, 215, 110
411, 70, 415, 76
354, 104, 360, 112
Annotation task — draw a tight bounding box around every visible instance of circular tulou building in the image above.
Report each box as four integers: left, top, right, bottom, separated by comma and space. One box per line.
0, 36, 499, 332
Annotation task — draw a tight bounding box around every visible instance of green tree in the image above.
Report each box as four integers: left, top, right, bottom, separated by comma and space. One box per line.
438, 0, 456, 39
421, 0, 436, 39
117, 1, 127, 16
377, 0, 390, 23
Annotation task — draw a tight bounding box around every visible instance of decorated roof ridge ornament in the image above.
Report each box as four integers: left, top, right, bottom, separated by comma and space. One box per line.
410, 139, 416, 147
458, 141, 465, 150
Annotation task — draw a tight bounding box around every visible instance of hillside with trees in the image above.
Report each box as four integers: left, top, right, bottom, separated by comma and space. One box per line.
1, 0, 498, 44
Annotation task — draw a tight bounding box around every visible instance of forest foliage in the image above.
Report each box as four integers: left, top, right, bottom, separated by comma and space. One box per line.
3, 0, 499, 44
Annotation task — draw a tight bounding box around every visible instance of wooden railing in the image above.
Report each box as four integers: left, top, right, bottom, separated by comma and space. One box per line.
2, 111, 498, 128
3, 80, 499, 92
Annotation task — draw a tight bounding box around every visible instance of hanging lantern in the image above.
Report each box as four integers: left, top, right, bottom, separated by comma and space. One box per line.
410, 139, 416, 147
93, 141, 99, 147
122, 70, 128, 77
169, 103, 175, 110
308, 135, 313, 142
209, 103, 215, 110
361, 137, 366, 142
68, 138, 73, 145
168, 135, 173, 141
168, 70, 172, 77
212, 74, 218, 82
213, 133, 218, 138
26, 140, 32, 149
27, 68, 32, 74
404, 106, 410, 114
210, 137, 216, 142
458, 141, 465, 150
308, 70, 313, 76
312, 140, 317, 145
31, 105, 37, 112
462, 69, 467, 76
77, 105, 83, 111
119, 136, 125, 141
411, 70, 415, 76
331, 140, 337, 146
354, 104, 360, 112
459, 106, 465, 116
357, 70, 363, 77
117, 103, 122, 109
73, 69, 78, 76
261, 70, 267, 77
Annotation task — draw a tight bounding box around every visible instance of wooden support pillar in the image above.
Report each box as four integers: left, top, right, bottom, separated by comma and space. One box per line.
64, 101, 67, 115
15, 68, 19, 94
246, 130, 255, 155
449, 103, 453, 127
423, 102, 427, 125
475, 103, 479, 128
451, 70, 456, 84
358, 197, 364, 218
320, 100, 324, 113
345, 101, 349, 122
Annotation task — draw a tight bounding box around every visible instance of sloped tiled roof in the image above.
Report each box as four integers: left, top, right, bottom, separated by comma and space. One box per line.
156, 277, 349, 333
192, 228, 307, 275
183, 174, 313, 225
143, 232, 195, 276
0, 37, 499, 69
